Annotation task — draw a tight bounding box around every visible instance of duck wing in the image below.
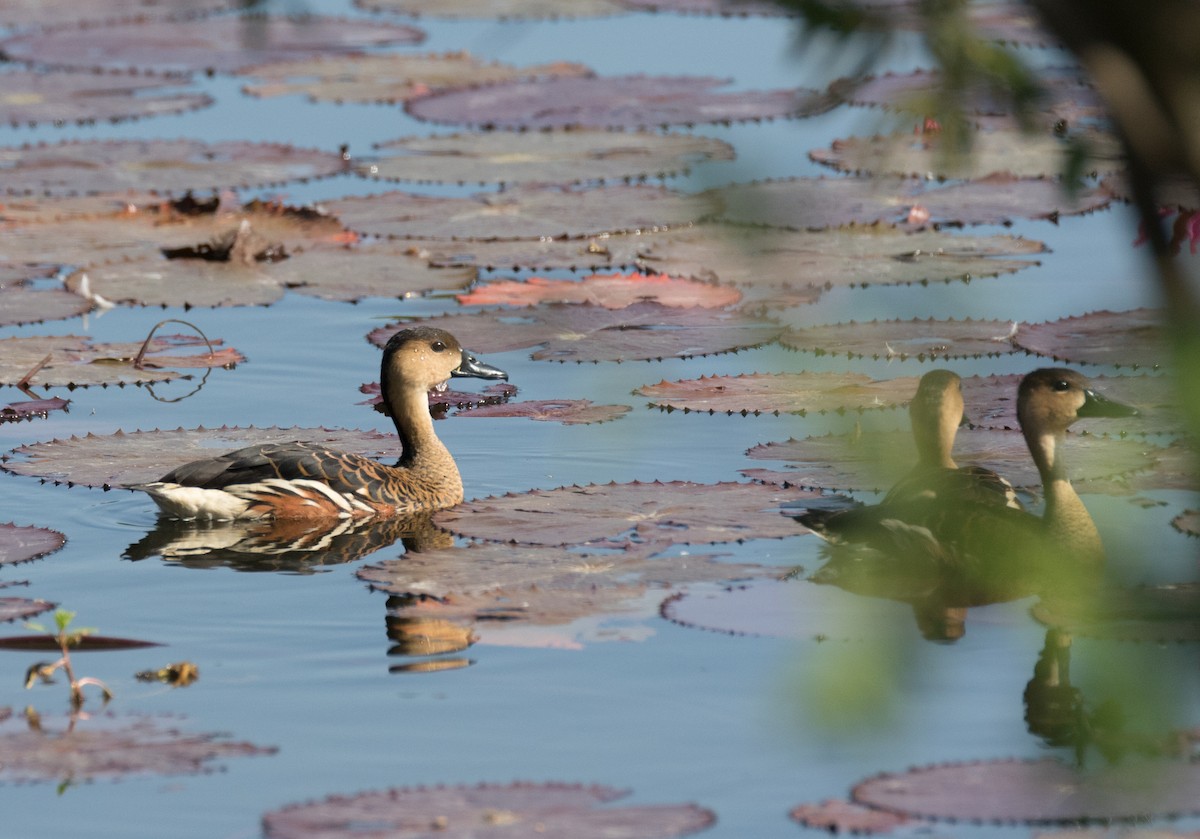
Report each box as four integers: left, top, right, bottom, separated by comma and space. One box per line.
158, 441, 389, 498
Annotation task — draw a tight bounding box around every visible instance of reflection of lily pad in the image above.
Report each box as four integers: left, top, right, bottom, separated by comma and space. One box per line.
455, 399, 630, 425
0, 69, 211, 128
406, 74, 828, 129
0, 523, 66, 567
0, 15, 426, 74
852, 758, 1200, 823
0, 139, 347, 197
0, 713, 274, 784
361, 130, 734, 186
790, 798, 911, 834
1, 396, 71, 424
433, 481, 814, 546
1012, 309, 1166, 369
355, 0, 627, 18
636, 372, 919, 415
325, 185, 717, 240
781, 318, 1018, 361
263, 782, 714, 839
241, 52, 589, 104
0, 334, 243, 388
368, 302, 781, 363
457, 272, 739, 309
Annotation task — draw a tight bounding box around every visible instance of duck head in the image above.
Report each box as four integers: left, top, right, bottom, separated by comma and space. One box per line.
909, 369, 965, 469
1017, 368, 1137, 435
382, 326, 507, 394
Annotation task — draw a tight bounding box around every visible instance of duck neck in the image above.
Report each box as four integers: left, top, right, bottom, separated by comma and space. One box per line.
385, 382, 458, 484
1025, 428, 1105, 564
913, 418, 958, 470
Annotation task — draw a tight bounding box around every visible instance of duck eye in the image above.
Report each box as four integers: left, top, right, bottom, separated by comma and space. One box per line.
430, 341, 447, 353
1053, 379, 1070, 392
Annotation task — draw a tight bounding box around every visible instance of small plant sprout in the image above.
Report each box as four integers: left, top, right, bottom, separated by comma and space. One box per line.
23, 609, 112, 709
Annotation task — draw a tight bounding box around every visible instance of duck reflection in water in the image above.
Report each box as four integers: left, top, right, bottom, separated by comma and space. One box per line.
797, 368, 1138, 640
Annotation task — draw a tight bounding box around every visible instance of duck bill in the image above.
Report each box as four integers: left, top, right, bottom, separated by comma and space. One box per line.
452, 350, 508, 380
1079, 388, 1138, 418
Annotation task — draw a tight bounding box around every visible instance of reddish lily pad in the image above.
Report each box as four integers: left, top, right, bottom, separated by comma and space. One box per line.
361, 130, 734, 186
457, 272, 739, 308
3, 425, 402, 489
324, 185, 716, 240
0, 139, 347, 197
635, 372, 920, 415
0, 396, 71, 423
355, 0, 627, 17
0, 712, 275, 784
1012, 309, 1166, 370
0, 15, 426, 75
360, 381, 516, 412
781, 317, 1019, 361
789, 798, 911, 834
368, 303, 781, 363
0, 69, 212, 128
0, 334, 243, 388
263, 782, 714, 839
0, 523, 65, 567
433, 480, 815, 546
714, 175, 1112, 229
456, 399, 630, 424
811, 125, 1125, 179
0, 0, 237, 28
852, 758, 1200, 823
0, 596, 56, 624
242, 52, 590, 104
406, 74, 829, 129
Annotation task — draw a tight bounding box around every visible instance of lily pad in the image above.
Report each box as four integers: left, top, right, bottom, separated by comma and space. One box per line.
852, 758, 1200, 823
0, 139, 347, 197
1172, 510, 1200, 537
811, 125, 1125, 179
0, 267, 93, 327
0, 396, 71, 423
1012, 309, 1166, 369
0, 15, 426, 75
241, 52, 590, 104
324, 185, 717, 240
360, 129, 734, 186
0, 191, 172, 224
354, 0, 628, 18
0, 633, 160, 651
432, 480, 815, 546
0, 596, 55, 623
263, 782, 714, 839
0, 0, 237, 28
0, 523, 66, 567
455, 399, 630, 424
714, 175, 1112, 229
368, 302, 781, 363
406, 74, 830, 129
457, 272, 739, 308
745, 428, 1156, 493
635, 372, 920, 415
781, 317, 1019, 361
621, 0, 797, 16
2, 425, 401, 489
789, 799, 911, 834
0, 68, 212, 128
0, 712, 274, 784
413, 230, 678, 273
360, 381, 515, 412
0, 334, 243, 388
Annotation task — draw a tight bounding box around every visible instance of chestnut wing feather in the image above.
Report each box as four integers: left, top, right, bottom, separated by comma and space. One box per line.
159, 442, 389, 496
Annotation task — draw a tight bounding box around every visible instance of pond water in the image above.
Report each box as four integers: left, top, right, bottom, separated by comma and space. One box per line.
0, 3, 1197, 838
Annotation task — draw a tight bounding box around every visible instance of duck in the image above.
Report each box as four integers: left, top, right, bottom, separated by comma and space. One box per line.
798, 368, 1137, 573
130, 326, 507, 521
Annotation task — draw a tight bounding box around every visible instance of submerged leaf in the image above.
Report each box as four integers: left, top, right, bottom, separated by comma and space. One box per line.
0, 334, 242, 387
0, 523, 66, 567
455, 399, 630, 424
263, 782, 714, 839
635, 372, 919, 415
781, 317, 1020, 361
1012, 309, 1166, 369
457, 272, 739, 309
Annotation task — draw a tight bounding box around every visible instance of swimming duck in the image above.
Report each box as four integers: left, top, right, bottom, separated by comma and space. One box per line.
799, 368, 1136, 571
131, 326, 507, 521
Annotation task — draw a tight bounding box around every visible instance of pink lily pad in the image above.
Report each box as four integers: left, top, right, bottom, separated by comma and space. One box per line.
455, 399, 630, 424
0, 523, 66, 567
0, 334, 243, 388
635, 372, 920, 415
360, 381, 516, 412
789, 798, 911, 834
781, 317, 1019, 361
354, 0, 627, 18
263, 782, 714, 839
241, 52, 590, 105
368, 303, 781, 363
406, 74, 829, 129
0, 69, 212, 129
0, 15, 426, 75
433, 480, 815, 546
0, 595, 56, 624
0, 396, 71, 424
324, 185, 717, 240
457, 272, 739, 308
1012, 309, 1166, 370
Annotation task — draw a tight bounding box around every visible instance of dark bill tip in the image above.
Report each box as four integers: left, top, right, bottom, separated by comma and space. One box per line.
453, 350, 508, 380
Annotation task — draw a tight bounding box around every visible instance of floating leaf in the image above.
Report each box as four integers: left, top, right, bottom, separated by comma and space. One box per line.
714, 175, 1112, 229
1012, 309, 1166, 369
0, 68, 212, 128
241, 52, 590, 104
0, 334, 242, 388
406, 74, 829, 129
0, 396, 71, 424
0, 266, 93, 327
811, 125, 1124, 179
0, 523, 65, 567
0, 712, 274, 784
1173, 510, 1200, 537
781, 317, 1019, 361
0, 0, 237, 28
1074, 439, 1198, 495
455, 399, 630, 424
0, 596, 55, 623
360, 129, 734, 186
745, 428, 1156, 493
0, 191, 171, 224
355, 0, 627, 18
433, 481, 814, 546
0, 139, 347, 197
3, 425, 400, 489
852, 758, 1200, 823
368, 303, 781, 363
0, 15, 426, 75
68, 257, 285, 308
789, 799, 911, 834
457, 272, 739, 309
635, 372, 919, 415
621, 0, 797, 16
360, 381, 516, 412
412, 230, 676, 273
0, 633, 160, 651
324, 185, 716, 240
263, 782, 714, 839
